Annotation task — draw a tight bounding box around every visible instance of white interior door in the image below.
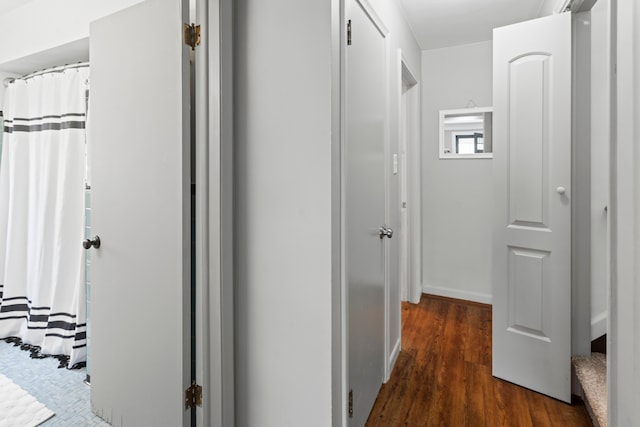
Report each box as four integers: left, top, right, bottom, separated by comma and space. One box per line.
89, 0, 191, 425
492, 12, 572, 403
345, 0, 388, 424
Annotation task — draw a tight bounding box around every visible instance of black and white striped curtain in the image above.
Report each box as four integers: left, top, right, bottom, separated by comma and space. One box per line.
0, 65, 89, 368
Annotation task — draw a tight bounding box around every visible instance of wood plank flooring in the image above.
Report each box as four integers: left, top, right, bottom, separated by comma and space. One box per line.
366, 294, 593, 427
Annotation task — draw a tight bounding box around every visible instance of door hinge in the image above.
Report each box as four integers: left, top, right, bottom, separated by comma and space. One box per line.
348, 388, 353, 418
185, 381, 203, 410
347, 20, 352, 46
184, 23, 201, 50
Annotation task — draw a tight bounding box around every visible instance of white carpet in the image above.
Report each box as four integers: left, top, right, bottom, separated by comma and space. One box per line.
573, 352, 607, 427
0, 373, 54, 427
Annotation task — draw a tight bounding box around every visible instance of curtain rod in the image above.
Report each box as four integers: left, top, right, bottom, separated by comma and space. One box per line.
3, 62, 90, 88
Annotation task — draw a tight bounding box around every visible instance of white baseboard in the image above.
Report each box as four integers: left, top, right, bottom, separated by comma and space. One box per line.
422, 283, 492, 305
591, 311, 607, 340
385, 338, 401, 383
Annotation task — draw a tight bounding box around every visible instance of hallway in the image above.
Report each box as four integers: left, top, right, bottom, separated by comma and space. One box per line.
366, 294, 592, 426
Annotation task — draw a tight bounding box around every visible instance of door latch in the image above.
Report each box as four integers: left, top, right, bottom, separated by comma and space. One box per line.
82, 236, 101, 249
379, 226, 393, 239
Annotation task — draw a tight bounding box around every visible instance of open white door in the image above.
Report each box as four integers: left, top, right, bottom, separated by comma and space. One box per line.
492, 13, 572, 403
89, 0, 191, 425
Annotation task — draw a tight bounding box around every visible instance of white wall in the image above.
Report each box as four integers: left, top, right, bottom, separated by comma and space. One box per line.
0, 0, 142, 68
368, 0, 421, 73
421, 41, 493, 304
234, 0, 333, 425
537, 0, 558, 16
611, 0, 640, 424
0, 72, 19, 108
0, 0, 143, 106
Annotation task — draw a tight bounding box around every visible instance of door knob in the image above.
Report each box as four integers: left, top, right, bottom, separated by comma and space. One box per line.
379, 226, 393, 239
83, 236, 101, 250
556, 186, 566, 195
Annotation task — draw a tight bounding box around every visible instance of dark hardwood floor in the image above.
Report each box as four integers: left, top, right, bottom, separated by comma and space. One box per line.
366, 294, 592, 427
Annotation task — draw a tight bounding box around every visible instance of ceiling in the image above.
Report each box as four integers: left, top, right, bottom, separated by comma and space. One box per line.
0, 0, 581, 55
0, 38, 89, 75
399, 0, 551, 50
0, 0, 87, 74
0, 0, 35, 16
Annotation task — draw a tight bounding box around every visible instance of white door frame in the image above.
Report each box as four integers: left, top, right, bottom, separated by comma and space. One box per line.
332, 1, 345, 424
194, 0, 235, 425
378, 0, 393, 385
609, 0, 639, 424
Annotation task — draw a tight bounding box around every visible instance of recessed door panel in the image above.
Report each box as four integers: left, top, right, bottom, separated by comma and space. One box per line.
508, 54, 550, 228
508, 247, 550, 341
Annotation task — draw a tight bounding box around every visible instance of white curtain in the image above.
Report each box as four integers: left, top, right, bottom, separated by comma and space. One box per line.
0, 66, 89, 368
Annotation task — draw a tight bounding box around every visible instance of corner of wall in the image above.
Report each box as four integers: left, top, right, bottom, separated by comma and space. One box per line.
422, 282, 492, 305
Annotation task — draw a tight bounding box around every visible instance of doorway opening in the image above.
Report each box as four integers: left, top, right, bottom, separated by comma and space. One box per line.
368, 1, 610, 425
0, 62, 98, 425
398, 57, 421, 307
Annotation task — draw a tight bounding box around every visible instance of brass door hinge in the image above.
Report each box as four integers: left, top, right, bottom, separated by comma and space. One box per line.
185, 381, 203, 410
184, 23, 201, 50
348, 388, 353, 418
347, 20, 352, 46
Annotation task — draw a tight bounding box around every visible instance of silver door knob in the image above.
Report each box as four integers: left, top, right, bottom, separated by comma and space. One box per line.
556, 186, 566, 195
83, 236, 101, 250
379, 226, 393, 239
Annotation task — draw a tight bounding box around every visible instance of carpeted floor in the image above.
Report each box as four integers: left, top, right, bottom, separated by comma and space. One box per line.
573, 352, 607, 427
0, 340, 110, 426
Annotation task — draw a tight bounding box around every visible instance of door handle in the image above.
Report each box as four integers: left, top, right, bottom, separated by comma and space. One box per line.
379, 226, 393, 239
83, 236, 101, 250
556, 186, 566, 195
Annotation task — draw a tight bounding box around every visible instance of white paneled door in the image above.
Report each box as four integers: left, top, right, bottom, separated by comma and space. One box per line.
89, 0, 191, 425
345, 0, 389, 425
492, 12, 572, 403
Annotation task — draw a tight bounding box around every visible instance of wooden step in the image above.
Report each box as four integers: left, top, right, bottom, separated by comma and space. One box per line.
572, 353, 607, 427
